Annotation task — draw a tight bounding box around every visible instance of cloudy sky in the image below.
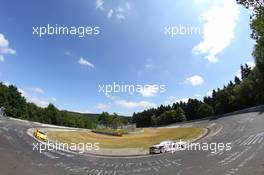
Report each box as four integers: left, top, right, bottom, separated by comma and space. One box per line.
0, 0, 255, 115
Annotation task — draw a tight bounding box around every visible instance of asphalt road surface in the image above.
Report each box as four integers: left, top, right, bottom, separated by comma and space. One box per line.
1, 111, 264, 175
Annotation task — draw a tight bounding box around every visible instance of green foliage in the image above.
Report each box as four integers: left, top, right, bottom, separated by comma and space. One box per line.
0, 82, 97, 129
132, 62, 262, 126
197, 103, 214, 118
132, 8, 264, 125
0, 84, 27, 118
92, 128, 127, 136
156, 110, 176, 125
135, 0, 264, 128
175, 107, 187, 122
237, 0, 264, 103
134, 108, 186, 127
97, 112, 129, 129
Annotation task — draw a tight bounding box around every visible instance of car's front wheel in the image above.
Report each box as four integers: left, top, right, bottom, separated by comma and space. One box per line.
160, 147, 165, 153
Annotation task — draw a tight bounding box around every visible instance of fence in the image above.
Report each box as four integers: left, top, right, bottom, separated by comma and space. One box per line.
0, 107, 6, 118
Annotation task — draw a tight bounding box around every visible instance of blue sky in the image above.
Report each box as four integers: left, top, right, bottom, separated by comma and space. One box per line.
0, 0, 255, 116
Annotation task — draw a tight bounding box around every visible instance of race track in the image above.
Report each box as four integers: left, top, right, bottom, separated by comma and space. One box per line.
1, 111, 264, 175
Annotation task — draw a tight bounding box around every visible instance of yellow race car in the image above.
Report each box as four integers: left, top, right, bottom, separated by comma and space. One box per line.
33, 129, 48, 142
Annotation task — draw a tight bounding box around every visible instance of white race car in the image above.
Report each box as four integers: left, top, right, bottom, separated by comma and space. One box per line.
149, 140, 188, 154
149, 140, 175, 154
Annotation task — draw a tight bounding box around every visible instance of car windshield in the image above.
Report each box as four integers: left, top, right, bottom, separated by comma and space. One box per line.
38, 131, 45, 135
160, 141, 172, 145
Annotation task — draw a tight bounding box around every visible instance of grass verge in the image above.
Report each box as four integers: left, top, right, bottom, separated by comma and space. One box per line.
47, 127, 204, 149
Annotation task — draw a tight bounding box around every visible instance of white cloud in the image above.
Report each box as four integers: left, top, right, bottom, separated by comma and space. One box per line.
28, 97, 50, 108
137, 71, 143, 77
107, 9, 114, 18
115, 3, 131, 20
235, 69, 241, 79
145, 64, 155, 69
105, 94, 156, 109
19, 89, 49, 108
137, 59, 157, 77
194, 94, 202, 98
165, 96, 189, 105
175, 98, 189, 103
31, 87, 45, 94
125, 2, 131, 9
51, 97, 57, 102
206, 90, 213, 96
194, 0, 205, 3
138, 85, 159, 97
183, 75, 204, 86
71, 109, 92, 114
0, 33, 16, 62
96, 103, 110, 110
3, 81, 10, 86
64, 51, 71, 56
78, 57, 94, 68
0, 33, 16, 55
18, 88, 25, 96
235, 61, 256, 79
193, 0, 239, 62
0, 55, 4, 62
246, 61, 255, 68
116, 13, 125, 20
106, 94, 118, 100
18, 88, 57, 108
95, 0, 130, 20
116, 7, 124, 13
115, 100, 156, 109
96, 0, 104, 11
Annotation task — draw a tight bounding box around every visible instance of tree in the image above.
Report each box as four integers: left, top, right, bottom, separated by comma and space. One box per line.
131, 7, 264, 125
234, 76, 241, 85
241, 64, 251, 80
111, 113, 123, 129
174, 107, 186, 122
156, 108, 186, 126
3, 85, 27, 118
0, 82, 98, 129
197, 104, 214, 118
185, 99, 202, 120
237, 0, 264, 103
151, 115, 157, 126
98, 112, 111, 126
44, 104, 59, 124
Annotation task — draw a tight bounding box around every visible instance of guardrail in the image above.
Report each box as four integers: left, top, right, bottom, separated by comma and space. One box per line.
166, 105, 264, 126
210, 105, 264, 120
0, 107, 6, 118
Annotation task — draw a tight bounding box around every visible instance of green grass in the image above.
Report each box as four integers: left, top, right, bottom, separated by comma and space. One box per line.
92, 128, 128, 136
47, 127, 204, 150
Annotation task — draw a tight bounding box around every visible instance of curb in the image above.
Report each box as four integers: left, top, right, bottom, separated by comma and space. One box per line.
26, 126, 213, 159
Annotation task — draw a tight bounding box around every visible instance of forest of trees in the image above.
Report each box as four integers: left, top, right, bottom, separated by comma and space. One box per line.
0, 82, 99, 128
97, 112, 130, 129
0, 0, 263, 129
132, 0, 264, 127
0, 82, 130, 129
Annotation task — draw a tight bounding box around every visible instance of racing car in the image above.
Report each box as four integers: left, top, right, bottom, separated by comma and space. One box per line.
149, 140, 175, 154
33, 129, 48, 142
149, 140, 187, 154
